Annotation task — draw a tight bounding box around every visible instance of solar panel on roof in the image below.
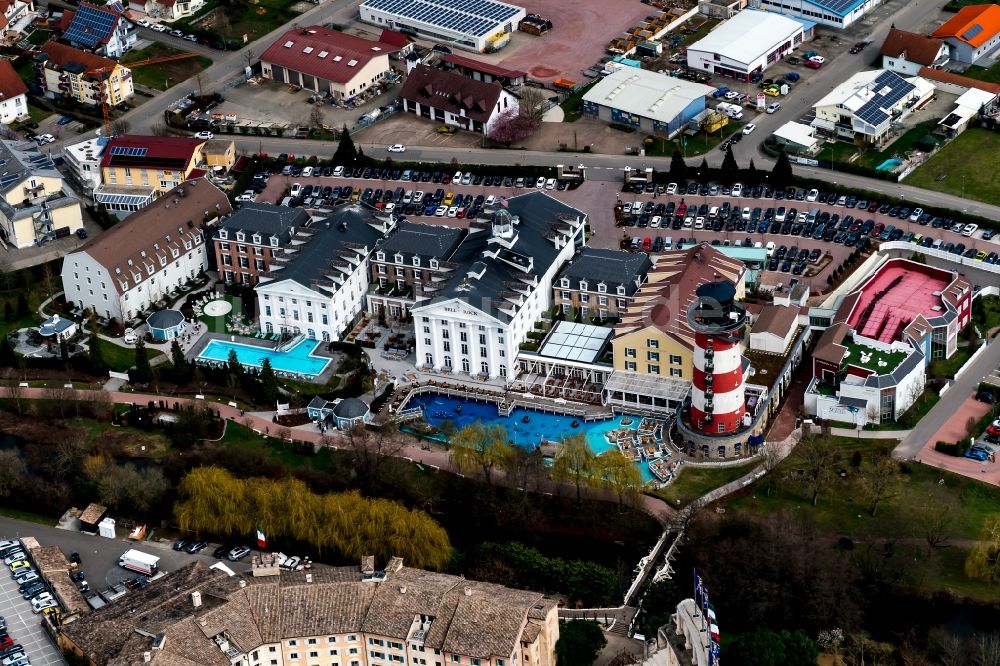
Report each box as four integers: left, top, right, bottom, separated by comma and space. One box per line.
109, 145, 148, 157
811, 0, 864, 16
64, 4, 119, 48
962, 24, 983, 41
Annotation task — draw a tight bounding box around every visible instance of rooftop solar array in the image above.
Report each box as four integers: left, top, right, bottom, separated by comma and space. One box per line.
811, 0, 865, 17
539, 321, 613, 363
961, 24, 984, 42
362, 0, 521, 37
63, 4, 119, 49
110, 146, 148, 157
855, 70, 915, 129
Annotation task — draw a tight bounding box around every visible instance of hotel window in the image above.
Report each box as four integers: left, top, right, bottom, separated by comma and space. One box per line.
580, 294, 589, 303
648, 351, 659, 361
670, 368, 683, 377
670, 354, 682, 364
625, 347, 636, 358
617, 299, 627, 308
648, 364, 660, 374
647, 339, 659, 348
625, 361, 636, 371
560, 278, 569, 288
598, 296, 607, 305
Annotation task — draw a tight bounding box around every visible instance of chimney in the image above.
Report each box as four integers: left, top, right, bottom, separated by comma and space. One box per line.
399, 585, 406, 594
191, 591, 202, 608
143, 652, 151, 663
386, 556, 403, 574
238, 580, 247, 589
464, 586, 472, 596
306, 573, 313, 583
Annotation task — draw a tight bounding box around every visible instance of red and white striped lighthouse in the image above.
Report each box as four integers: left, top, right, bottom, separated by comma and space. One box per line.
687, 280, 747, 435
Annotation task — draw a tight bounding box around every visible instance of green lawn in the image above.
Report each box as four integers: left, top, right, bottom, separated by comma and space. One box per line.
96, 338, 163, 374
815, 140, 861, 164
905, 129, 1000, 206
929, 344, 973, 380
856, 121, 940, 169
198, 294, 245, 334
649, 461, 758, 507
973, 295, 1000, 334
843, 339, 908, 374
26, 28, 51, 46
560, 79, 599, 123
177, 0, 308, 46
644, 120, 741, 158
26, 104, 52, 124
963, 61, 1000, 84
122, 44, 212, 91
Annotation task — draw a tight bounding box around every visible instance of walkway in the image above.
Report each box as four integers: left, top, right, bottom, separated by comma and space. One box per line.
830, 427, 911, 439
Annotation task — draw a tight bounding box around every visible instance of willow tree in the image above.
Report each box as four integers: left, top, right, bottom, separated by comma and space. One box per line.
174, 466, 452, 570
551, 432, 595, 503
450, 422, 514, 488
594, 450, 642, 511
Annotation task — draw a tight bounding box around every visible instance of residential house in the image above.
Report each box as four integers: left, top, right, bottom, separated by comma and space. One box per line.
35, 41, 134, 109
61, 136, 109, 191
412, 192, 586, 380
259, 26, 398, 101
812, 69, 935, 144
367, 221, 465, 320
0, 0, 36, 35
61, 2, 136, 59
255, 203, 396, 342
59, 559, 559, 666
214, 203, 308, 285
60, 180, 231, 323
95, 134, 230, 214
399, 64, 518, 135
879, 27, 950, 75
128, 0, 207, 21
931, 3, 1000, 64
0, 58, 27, 124
553, 248, 651, 322
0, 140, 83, 249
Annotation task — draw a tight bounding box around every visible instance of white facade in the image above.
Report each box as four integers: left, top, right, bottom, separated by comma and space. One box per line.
401, 87, 519, 135
813, 69, 935, 143
413, 207, 585, 380
0, 91, 26, 124
758, 0, 882, 29
256, 263, 370, 343
807, 357, 924, 426
61, 137, 107, 191
686, 9, 805, 79
62, 238, 207, 323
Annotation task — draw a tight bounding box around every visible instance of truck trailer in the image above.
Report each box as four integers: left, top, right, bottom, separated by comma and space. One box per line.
119, 549, 160, 576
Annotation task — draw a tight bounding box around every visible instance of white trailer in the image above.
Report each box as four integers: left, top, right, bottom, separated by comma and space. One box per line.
119, 549, 160, 576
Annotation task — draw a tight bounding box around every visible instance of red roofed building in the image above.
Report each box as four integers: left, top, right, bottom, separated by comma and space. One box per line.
379, 28, 414, 55
399, 64, 518, 135
439, 53, 527, 87
917, 65, 1000, 95
36, 41, 134, 108
931, 4, 1000, 63
879, 27, 950, 75
0, 59, 27, 124
94, 135, 231, 215
260, 26, 399, 101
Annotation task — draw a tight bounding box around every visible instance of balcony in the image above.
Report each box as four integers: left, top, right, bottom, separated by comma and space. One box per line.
705, 359, 714, 373
704, 401, 714, 413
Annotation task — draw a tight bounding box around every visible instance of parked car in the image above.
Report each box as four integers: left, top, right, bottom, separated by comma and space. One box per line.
387, 144, 406, 153
227, 546, 251, 561
184, 541, 208, 554
766, 102, 781, 114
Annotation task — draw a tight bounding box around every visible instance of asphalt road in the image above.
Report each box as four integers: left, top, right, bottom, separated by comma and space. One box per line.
895, 335, 1000, 459
0, 517, 252, 594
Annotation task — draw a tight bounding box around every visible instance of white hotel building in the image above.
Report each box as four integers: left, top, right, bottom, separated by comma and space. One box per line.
413, 193, 586, 379
255, 204, 395, 341
61, 181, 231, 324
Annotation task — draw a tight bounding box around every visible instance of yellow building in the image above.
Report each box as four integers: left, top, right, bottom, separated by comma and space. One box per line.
603, 243, 745, 414
37, 41, 134, 107
0, 139, 83, 249
60, 558, 559, 666
95, 135, 228, 215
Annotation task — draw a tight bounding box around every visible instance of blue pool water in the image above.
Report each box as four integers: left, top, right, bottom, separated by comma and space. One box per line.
198, 338, 331, 377
408, 393, 655, 480
876, 158, 903, 172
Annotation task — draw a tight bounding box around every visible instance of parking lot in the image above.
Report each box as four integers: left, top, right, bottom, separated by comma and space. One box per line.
0, 554, 64, 666
917, 391, 999, 483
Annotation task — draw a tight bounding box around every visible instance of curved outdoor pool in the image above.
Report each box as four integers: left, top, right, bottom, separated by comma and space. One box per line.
406, 393, 656, 480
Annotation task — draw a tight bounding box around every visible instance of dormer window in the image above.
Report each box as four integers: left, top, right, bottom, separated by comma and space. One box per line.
127, 259, 133, 266
412, 257, 420, 267
376, 251, 385, 261
140, 250, 146, 258
617, 285, 626, 295
153, 242, 160, 250
579, 280, 588, 291
166, 234, 172, 243
236, 231, 245, 242
270, 237, 279, 248
394, 253, 403, 264
252, 234, 261, 245
114, 267, 121, 275
430, 259, 439, 269
159, 256, 166, 266
218, 230, 227, 240
560, 278, 569, 288
171, 248, 179, 258
184, 241, 192, 250
598, 283, 607, 293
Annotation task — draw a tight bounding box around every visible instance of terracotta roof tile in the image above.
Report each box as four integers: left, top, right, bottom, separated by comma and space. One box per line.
932, 4, 1000, 48
260, 26, 397, 85
879, 28, 946, 66
916, 66, 1000, 94
400, 64, 506, 124
0, 59, 27, 102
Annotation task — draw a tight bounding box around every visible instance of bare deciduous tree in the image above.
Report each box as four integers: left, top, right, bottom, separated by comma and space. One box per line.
796, 434, 838, 506
344, 422, 403, 495
517, 87, 547, 121
860, 452, 902, 517
0, 449, 26, 497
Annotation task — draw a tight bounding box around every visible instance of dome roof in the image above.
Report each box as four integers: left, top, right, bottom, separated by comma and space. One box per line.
492, 207, 513, 226
333, 397, 370, 419
146, 309, 185, 329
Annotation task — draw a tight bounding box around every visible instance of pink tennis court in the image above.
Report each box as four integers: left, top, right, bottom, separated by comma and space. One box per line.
847, 260, 959, 345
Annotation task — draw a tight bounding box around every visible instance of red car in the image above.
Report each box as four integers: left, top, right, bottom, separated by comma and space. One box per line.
642, 237, 652, 251
804, 60, 822, 69
0, 635, 13, 651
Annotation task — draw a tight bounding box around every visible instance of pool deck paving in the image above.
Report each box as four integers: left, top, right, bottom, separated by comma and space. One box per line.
187, 332, 343, 384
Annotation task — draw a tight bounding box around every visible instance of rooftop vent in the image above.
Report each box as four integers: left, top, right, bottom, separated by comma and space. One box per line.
191, 591, 202, 608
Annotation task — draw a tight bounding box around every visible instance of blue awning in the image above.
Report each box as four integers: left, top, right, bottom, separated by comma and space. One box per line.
748, 434, 765, 445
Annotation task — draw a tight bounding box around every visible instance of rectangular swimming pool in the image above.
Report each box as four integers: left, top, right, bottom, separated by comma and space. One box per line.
197, 338, 332, 377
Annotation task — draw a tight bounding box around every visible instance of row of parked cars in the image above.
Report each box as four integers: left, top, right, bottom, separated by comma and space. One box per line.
967, 419, 1000, 462
173, 540, 250, 562
274, 162, 568, 191
0, 539, 68, 666
281, 182, 503, 220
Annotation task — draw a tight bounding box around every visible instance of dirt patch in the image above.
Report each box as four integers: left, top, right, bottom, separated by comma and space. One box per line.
95, 428, 171, 459
498, 0, 658, 82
